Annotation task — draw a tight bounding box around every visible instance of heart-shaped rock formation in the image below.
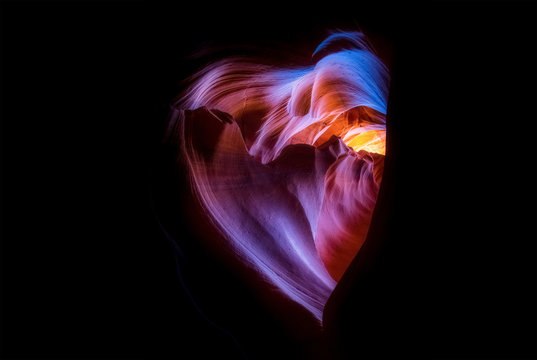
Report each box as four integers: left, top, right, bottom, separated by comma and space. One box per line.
167, 31, 389, 322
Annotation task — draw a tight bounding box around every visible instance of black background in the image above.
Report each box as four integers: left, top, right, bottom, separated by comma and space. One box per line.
0, 0, 535, 359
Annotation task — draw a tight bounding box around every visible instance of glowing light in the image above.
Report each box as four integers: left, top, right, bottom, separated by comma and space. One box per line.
345, 130, 386, 155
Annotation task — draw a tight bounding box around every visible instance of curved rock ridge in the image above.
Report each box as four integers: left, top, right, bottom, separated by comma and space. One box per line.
173, 106, 383, 321
176, 31, 389, 164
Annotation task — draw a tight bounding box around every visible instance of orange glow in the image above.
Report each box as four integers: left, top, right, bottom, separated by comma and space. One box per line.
308, 106, 387, 157
344, 129, 386, 155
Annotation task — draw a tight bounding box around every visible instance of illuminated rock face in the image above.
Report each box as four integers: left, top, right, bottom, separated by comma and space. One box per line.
168, 31, 389, 322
